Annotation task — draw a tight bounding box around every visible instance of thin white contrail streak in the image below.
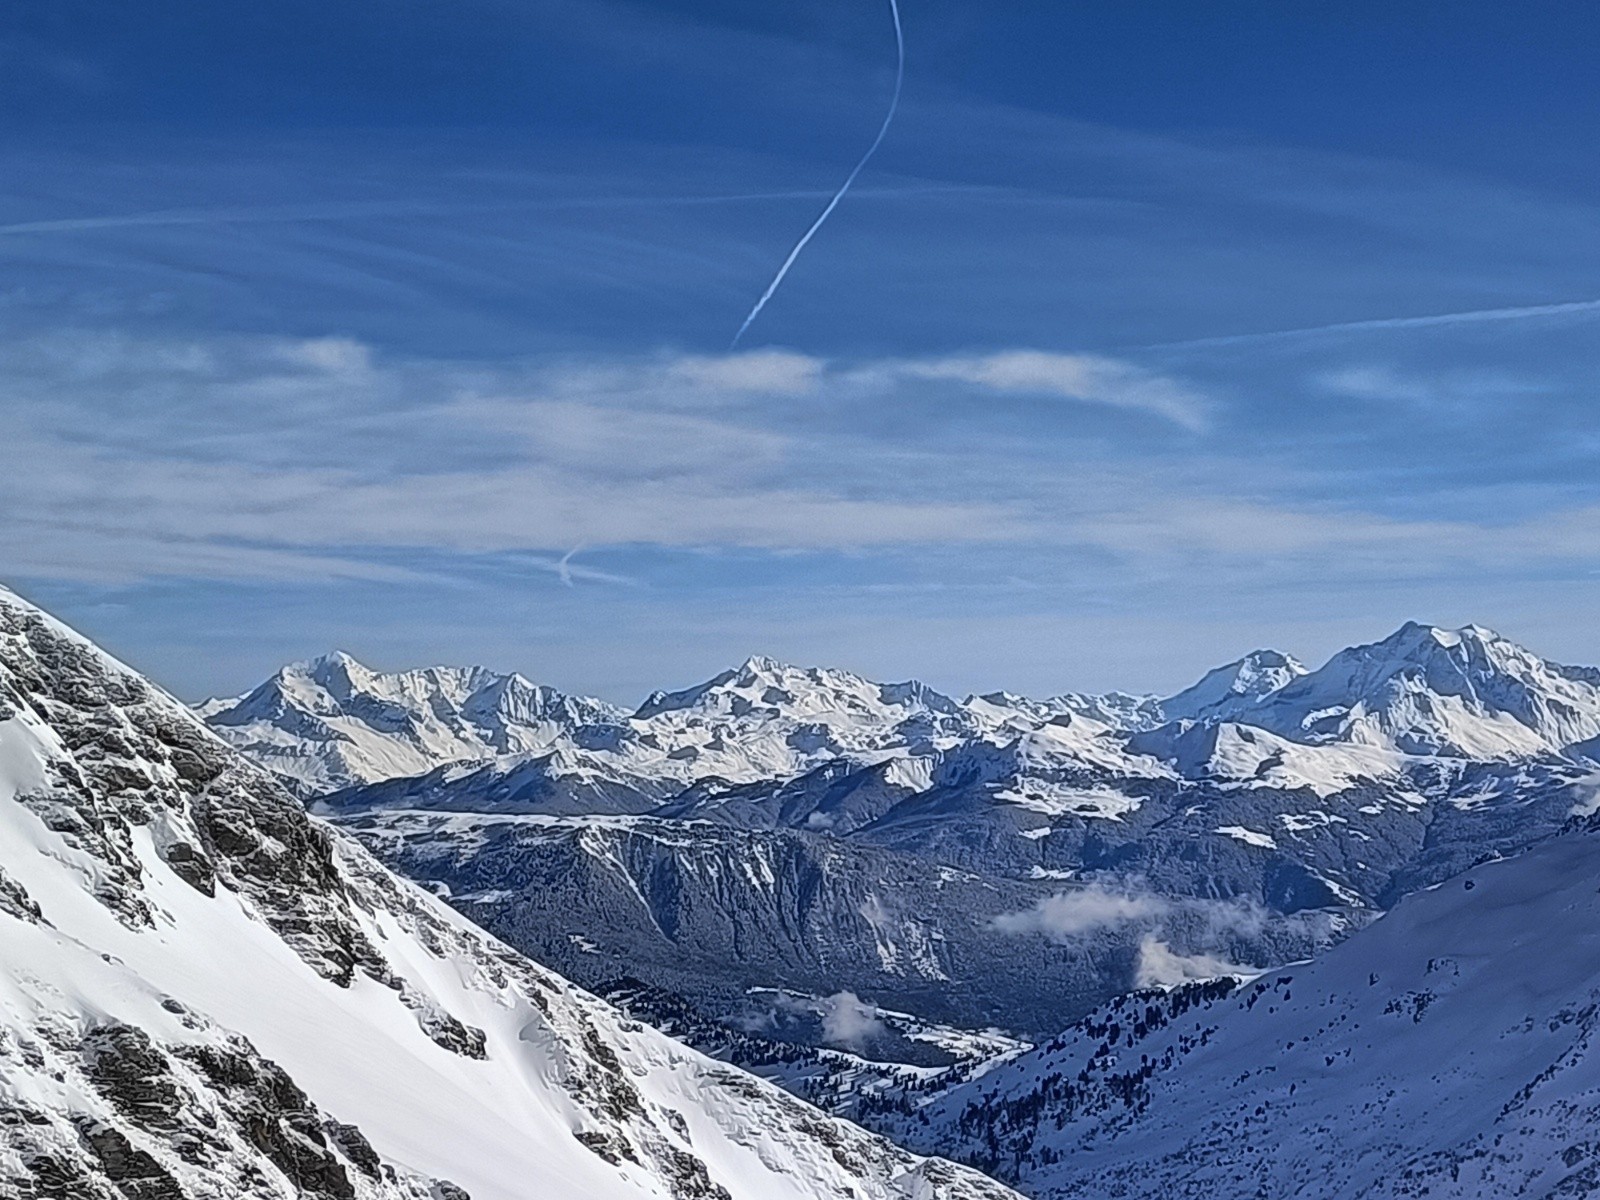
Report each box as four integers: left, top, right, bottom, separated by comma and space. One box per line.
0, 183, 979, 238
1143, 297, 1600, 350
556, 544, 583, 588
731, 0, 904, 348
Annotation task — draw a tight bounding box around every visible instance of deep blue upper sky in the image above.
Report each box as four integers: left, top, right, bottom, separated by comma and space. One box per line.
3, 1, 1599, 701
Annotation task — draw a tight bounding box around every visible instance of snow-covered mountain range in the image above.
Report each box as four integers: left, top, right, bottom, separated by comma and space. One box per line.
0, 586, 1017, 1200
199, 652, 626, 795
207, 623, 1600, 804
204, 622, 1600, 1103
16, 584, 1600, 1199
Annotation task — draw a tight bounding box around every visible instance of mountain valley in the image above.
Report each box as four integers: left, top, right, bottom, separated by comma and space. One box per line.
202, 623, 1600, 1104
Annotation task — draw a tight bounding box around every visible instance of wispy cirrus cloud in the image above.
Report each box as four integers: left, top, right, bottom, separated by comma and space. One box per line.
9, 330, 1600, 596
1146, 297, 1600, 351
0, 185, 988, 238
898, 350, 1211, 431
8, 334, 1104, 584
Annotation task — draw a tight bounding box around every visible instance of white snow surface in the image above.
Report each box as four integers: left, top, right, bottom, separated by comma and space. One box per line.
1213, 824, 1276, 849
0, 586, 1016, 1200
1158, 649, 1308, 724
1127, 719, 1410, 797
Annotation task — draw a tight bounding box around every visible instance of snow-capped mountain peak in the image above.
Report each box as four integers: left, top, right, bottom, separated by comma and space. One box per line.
1159, 648, 1308, 723
202, 652, 623, 793
1251, 621, 1600, 758
635, 656, 962, 725
206, 621, 1600, 819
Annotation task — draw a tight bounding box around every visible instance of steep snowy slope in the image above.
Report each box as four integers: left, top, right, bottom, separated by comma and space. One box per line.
202, 652, 624, 793
884, 818, 1600, 1199
0, 587, 1017, 1200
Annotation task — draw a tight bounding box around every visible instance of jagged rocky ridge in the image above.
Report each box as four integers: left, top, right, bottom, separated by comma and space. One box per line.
0, 586, 1019, 1200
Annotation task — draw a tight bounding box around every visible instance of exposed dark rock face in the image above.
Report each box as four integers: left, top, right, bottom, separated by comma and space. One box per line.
0, 605, 492, 1199
0, 1014, 432, 1200
3, 602, 360, 976
0, 602, 494, 1063
324, 1123, 383, 1182
657, 1145, 733, 1200
17, 1149, 115, 1200
82, 1024, 189, 1130
0, 864, 42, 922
156, 839, 215, 897
77, 1121, 187, 1200
174, 1038, 358, 1200
409, 1006, 487, 1059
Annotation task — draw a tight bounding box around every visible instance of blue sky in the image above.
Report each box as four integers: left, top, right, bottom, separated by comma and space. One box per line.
4, 1, 1600, 702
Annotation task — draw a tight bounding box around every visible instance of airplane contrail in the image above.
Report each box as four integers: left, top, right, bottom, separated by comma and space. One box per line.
730, 0, 905, 348
1143, 297, 1600, 350
556, 544, 583, 588
0, 182, 982, 238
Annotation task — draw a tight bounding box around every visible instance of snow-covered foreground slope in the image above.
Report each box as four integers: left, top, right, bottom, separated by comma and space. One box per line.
884, 819, 1600, 1199
0, 587, 1017, 1200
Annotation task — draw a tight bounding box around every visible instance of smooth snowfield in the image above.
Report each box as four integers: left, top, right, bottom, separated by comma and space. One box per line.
0, 586, 1016, 1200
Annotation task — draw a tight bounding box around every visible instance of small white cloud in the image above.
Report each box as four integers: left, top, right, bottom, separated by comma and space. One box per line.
818, 991, 886, 1052
1567, 770, 1600, 818
282, 336, 372, 375
1134, 936, 1248, 989
991, 883, 1285, 968
990, 884, 1168, 941
902, 351, 1210, 431
1316, 365, 1434, 404
668, 350, 823, 396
